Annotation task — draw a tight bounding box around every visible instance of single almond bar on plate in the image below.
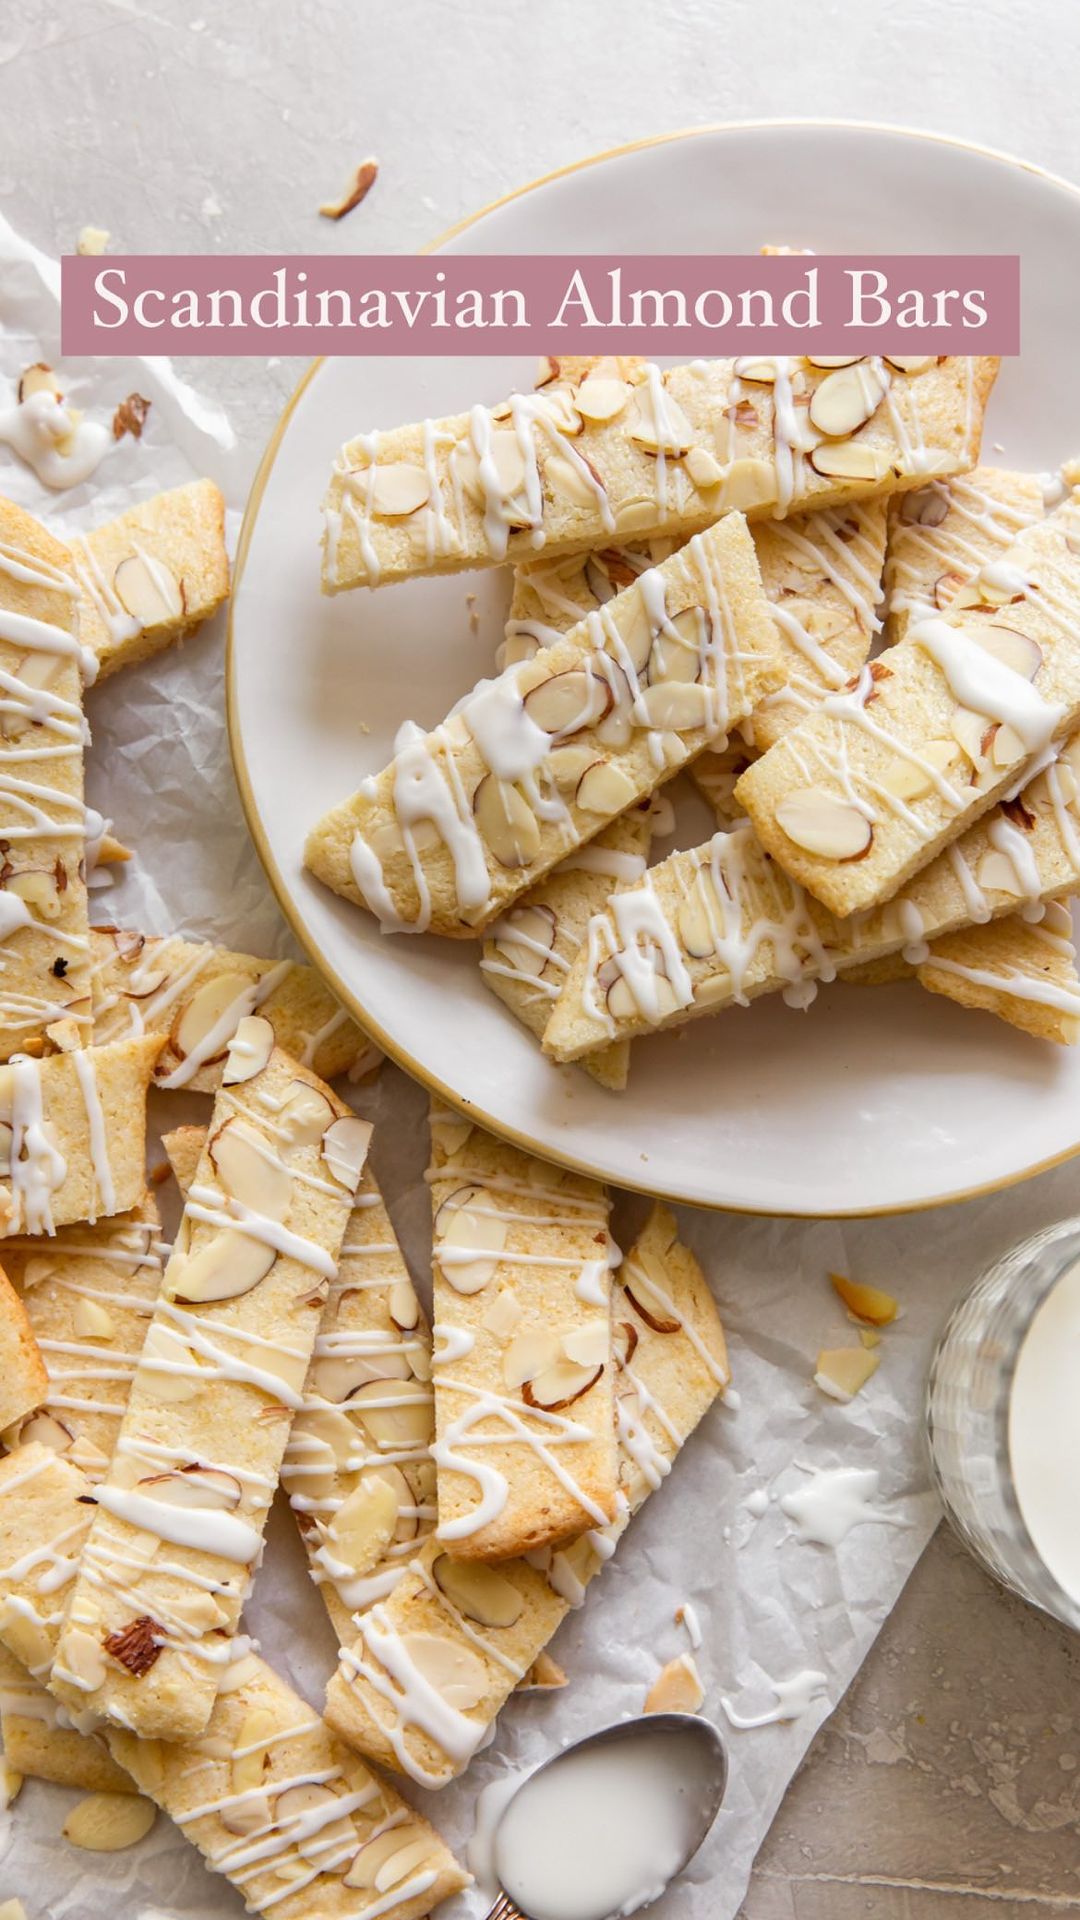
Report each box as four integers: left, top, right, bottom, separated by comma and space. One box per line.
164, 1124, 437, 1647
0, 498, 93, 1059
322, 355, 996, 591
51, 1020, 369, 1740
67, 480, 229, 680
543, 738, 1080, 1058
479, 800, 655, 1091
0, 1448, 467, 1920
0, 1034, 163, 1236
884, 466, 1044, 648
325, 1201, 728, 1786
916, 897, 1080, 1043
306, 515, 784, 936
90, 927, 381, 1092
427, 1106, 617, 1560
736, 491, 1080, 916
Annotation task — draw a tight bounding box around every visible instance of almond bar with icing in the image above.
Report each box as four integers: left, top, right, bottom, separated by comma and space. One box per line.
324, 1200, 728, 1786
90, 927, 381, 1093
163, 1123, 437, 1650
322, 355, 996, 591
543, 734, 1080, 1060
67, 479, 229, 680
0, 498, 93, 1059
0, 1447, 468, 1920
884, 466, 1045, 649
0, 1034, 163, 1236
426, 1106, 617, 1561
306, 515, 783, 937
737, 491, 1080, 917
51, 1019, 368, 1740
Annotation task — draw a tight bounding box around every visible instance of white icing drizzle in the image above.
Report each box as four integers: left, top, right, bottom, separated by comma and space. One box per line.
779, 1465, 902, 1546
0, 387, 110, 491
912, 617, 1065, 754
721, 1668, 829, 1730
8, 1054, 67, 1233
71, 1050, 116, 1220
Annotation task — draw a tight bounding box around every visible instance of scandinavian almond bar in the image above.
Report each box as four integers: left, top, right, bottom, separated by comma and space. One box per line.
543, 736, 1080, 1059
322, 355, 996, 591
479, 801, 655, 1091
916, 897, 1080, 1043
0, 1447, 468, 1920
737, 491, 1080, 916
427, 1106, 616, 1560
51, 1019, 369, 1740
0, 498, 93, 1059
164, 1124, 436, 1648
0, 1034, 162, 1236
884, 466, 1044, 649
0, 1641, 135, 1793
68, 480, 229, 680
325, 1202, 728, 1785
306, 515, 783, 937
90, 927, 381, 1092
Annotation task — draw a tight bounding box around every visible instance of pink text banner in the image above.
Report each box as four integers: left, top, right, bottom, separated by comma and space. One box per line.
61, 254, 1020, 357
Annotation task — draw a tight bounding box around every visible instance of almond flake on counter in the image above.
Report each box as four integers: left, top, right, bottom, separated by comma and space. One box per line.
319, 157, 378, 220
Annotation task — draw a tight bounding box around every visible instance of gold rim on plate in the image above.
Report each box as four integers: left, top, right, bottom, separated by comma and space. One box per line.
226, 117, 1080, 1218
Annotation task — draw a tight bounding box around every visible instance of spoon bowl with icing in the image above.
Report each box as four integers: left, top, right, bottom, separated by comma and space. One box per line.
484, 1712, 728, 1920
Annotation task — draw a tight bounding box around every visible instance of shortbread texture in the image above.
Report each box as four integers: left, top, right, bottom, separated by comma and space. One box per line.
0, 1264, 47, 1430
322, 355, 996, 591
0, 1642, 134, 1793
428, 1108, 617, 1560
0, 1035, 163, 1235
917, 897, 1080, 1044
0, 498, 92, 1059
307, 515, 783, 936
737, 492, 1080, 916
90, 927, 378, 1091
0, 1448, 467, 1920
884, 466, 1044, 648
325, 1201, 728, 1786
51, 1038, 363, 1739
543, 740, 1080, 1060
67, 479, 229, 678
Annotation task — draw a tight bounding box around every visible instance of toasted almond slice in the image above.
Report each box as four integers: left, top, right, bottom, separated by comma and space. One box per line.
231, 1706, 277, 1796
638, 681, 711, 731
344, 1826, 435, 1890
967, 624, 1043, 681
322, 1114, 372, 1193
806, 355, 863, 369
481, 1286, 522, 1339
0, 1597, 58, 1672
435, 1183, 507, 1292
504, 1326, 561, 1390
331, 1473, 400, 1575
349, 1377, 432, 1448
373, 1837, 442, 1893
277, 1082, 337, 1149
643, 1653, 705, 1715
138, 1465, 242, 1510
546, 743, 601, 790
884, 354, 936, 373
614, 499, 662, 537
312, 1347, 408, 1402
576, 759, 638, 814
809, 361, 889, 437
575, 375, 628, 423
814, 1345, 880, 1402
432, 1552, 524, 1627
878, 738, 962, 801
809, 442, 893, 481
167, 1231, 276, 1306
63, 1791, 156, 1852
0, 650, 63, 740
717, 456, 776, 511
830, 1272, 898, 1325
459, 430, 526, 504
545, 453, 601, 508
371, 464, 430, 518
210, 1117, 291, 1220
523, 668, 612, 736
684, 445, 723, 488
734, 358, 779, 382
16, 1409, 73, 1452
677, 872, 720, 959
976, 848, 1025, 895
628, 389, 695, 454
223, 1014, 274, 1084
389, 1277, 421, 1330
473, 775, 541, 868
139, 1322, 202, 1402
522, 1357, 602, 1410
400, 1631, 487, 1709
492, 903, 558, 978
518, 1651, 568, 1691
993, 722, 1027, 766
562, 1318, 610, 1367
775, 788, 873, 860
274, 1782, 356, 1864
623, 1247, 681, 1333
73, 1296, 116, 1339
607, 969, 680, 1022
113, 553, 183, 625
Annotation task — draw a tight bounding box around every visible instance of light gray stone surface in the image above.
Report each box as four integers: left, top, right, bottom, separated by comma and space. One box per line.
4, 2, 1080, 1912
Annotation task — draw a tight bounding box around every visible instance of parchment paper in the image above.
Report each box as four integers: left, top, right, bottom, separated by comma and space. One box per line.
1, 209, 1078, 1920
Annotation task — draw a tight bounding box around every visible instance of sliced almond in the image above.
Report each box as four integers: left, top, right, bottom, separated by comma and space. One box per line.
951, 705, 991, 769
518, 1652, 568, 1692
459, 430, 526, 504
613, 1319, 639, 1368
814, 1346, 880, 1402
830, 1272, 898, 1325
223, 1014, 274, 1085
172, 974, 254, 1065
371, 464, 430, 518
900, 486, 950, 527
138, 1465, 242, 1510
481, 1285, 522, 1339
884, 354, 935, 373
684, 445, 723, 489
6, 869, 63, 920
575, 759, 637, 814
546, 743, 601, 791
805, 355, 863, 370
432, 1552, 524, 1628
344, 1825, 435, 1890
503, 1326, 560, 1391
545, 453, 601, 508
606, 967, 679, 1023
277, 1082, 336, 1149
434, 1184, 507, 1292
775, 788, 873, 860
0, 1598, 57, 1672
16, 1409, 74, 1452
0, 651, 63, 740
623, 1248, 680, 1333
575, 375, 627, 424
809, 361, 889, 437
628, 388, 695, 455
312, 1348, 408, 1402
637, 681, 711, 731
167, 1231, 276, 1306
677, 873, 721, 958
113, 553, 183, 625
388, 1277, 421, 1330
976, 849, 1024, 896
809, 442, 893, 481
349, 1377, 432, 1448
231, 1705, 276, 1796
372, 1836, 442, 1893
273, 1782, 356, 1865
878, 738, 961, 802
562, 1319, 610, 1367
72, 1296, 115, 1339
643, 1653, 705, 1715
399, 1632, 486, 1709
210, 1117, 291, 1220
139, 1322, 202, 1402
521, 1357, 602, 1410
492, 903, 558, 978
473, 775, 541, 868
717, 456, 776, 511
221, 1789, 274, 1838
992, 722, 1027, 767
523, 668, 611, 737
613, 499, 662, 537
734, 358, 780, 383
63, 1791, 156, 1852
322, 1114, 372, 1193
330, 1473, 399, 1575
18, 363, 62, 403
967, 624, 1043, 681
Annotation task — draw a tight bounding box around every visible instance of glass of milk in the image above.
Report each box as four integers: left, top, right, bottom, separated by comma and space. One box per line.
926, 1218, 1080, 1633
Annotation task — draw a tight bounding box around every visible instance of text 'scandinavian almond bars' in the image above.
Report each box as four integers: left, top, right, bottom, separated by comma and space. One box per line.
322, 355, 997, 591
0, 1447, 468, 1920
325, 1200, 728, 1786
426, 1106, 617, 1561
0, 499, 93, 1059
51, 1019, 368, 1740
737, 491, 1080, 916
306, 515, 783, 935
543, 733, 1080, 1060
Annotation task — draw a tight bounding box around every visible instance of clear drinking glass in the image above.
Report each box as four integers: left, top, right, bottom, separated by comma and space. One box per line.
926, 1216, 1080, 1634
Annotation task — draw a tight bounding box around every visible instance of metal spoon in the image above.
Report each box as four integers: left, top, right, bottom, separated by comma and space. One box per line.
482, 1712, 728, 1920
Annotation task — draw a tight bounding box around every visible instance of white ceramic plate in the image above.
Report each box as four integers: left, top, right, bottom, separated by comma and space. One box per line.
229, 120, 1080, 1215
